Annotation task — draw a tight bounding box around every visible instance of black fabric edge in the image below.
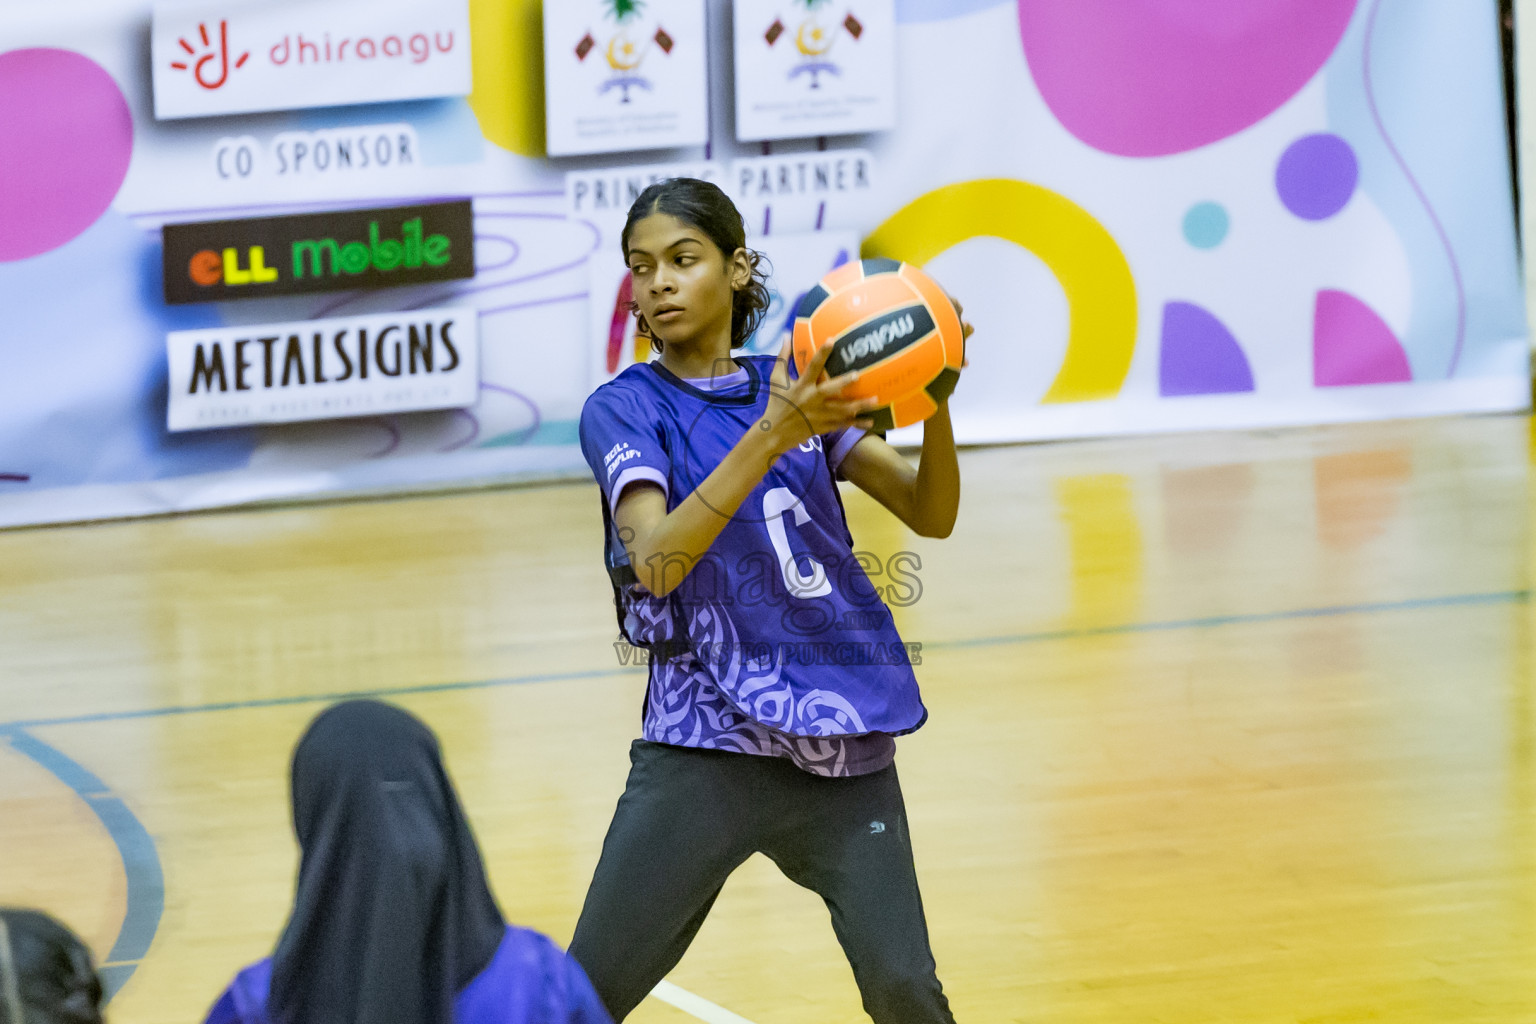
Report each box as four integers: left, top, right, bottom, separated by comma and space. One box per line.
646, 356, 764, 406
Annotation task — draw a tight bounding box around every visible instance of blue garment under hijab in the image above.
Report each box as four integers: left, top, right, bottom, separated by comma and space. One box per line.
201, 700, 609, 1024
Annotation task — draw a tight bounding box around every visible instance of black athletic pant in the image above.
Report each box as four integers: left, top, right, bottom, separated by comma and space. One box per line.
568, 740, 956, 1023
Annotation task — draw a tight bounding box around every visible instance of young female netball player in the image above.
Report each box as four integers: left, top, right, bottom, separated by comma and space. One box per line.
570, 177, 968, 1022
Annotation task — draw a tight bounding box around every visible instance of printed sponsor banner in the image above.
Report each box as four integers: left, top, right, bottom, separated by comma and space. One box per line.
161, 200, 475, 304
166, 307, 478, 431
727, 149, 875, 235
566, 160, 723, 224
151, 0, 471, 120
732, 0, 896, 142
212, 124, 421, 184
0, 0, 1528, 529
567, 161, 725, 265
745, 230, 862, 355
542, 0, 708, 156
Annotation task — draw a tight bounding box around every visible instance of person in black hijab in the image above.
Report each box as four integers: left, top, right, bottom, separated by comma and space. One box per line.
0, 909, 104, 1024
204, 699, 610, 1024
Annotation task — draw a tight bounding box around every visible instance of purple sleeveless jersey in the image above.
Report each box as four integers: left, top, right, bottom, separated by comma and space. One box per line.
579, 355, 928, 777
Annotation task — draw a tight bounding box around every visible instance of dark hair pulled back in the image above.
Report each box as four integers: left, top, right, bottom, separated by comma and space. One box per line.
620, 177, 771, 349
0, 909, 104, 1024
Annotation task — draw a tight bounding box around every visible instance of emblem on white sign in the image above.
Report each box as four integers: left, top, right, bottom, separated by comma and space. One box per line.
732, 0, 896, 142
542, 0, 709, 157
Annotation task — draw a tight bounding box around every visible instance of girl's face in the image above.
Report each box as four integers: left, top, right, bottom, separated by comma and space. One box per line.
625, 212, 749, 351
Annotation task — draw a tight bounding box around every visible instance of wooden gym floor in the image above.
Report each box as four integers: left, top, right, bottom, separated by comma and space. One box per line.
2, 412, 1534, 1024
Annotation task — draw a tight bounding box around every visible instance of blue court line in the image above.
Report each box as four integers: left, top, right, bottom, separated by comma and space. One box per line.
1, 588, 1527, 734
3, 666, 640, 731
922, 588, 1531, 651
2, 584, 1526, 1009
1, 727, 165, 1002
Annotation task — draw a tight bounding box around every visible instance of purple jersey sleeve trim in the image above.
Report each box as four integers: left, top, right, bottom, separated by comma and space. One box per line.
610, 466, 669, 513
828, 427, 868, 471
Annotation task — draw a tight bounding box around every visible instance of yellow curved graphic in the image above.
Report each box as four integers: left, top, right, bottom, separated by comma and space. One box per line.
795, 19, 834, 56
467, 0, 546, 157
862, 178, 1138, 403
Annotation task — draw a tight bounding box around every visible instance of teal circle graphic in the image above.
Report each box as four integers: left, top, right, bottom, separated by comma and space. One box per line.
1183, 202, 1229, 249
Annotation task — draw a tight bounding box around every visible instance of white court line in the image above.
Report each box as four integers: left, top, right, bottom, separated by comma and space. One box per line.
650, 980, 763, 1024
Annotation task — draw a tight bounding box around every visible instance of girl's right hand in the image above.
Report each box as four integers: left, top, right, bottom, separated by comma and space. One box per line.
763, 339, 877, 453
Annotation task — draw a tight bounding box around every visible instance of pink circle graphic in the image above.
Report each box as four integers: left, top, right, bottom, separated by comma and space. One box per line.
1018, 0, 1357, 157
0, 48, 134, 263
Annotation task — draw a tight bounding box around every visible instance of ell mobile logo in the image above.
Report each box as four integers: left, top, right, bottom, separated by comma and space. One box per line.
151, 0, 471, 119
161, 200, 475, 305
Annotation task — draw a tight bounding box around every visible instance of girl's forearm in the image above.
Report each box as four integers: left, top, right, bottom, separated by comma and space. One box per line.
627, 423, 784, 596
910, 402, 960, 538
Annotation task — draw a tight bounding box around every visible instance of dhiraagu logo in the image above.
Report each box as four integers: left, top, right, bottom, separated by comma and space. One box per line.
151, 0, 472, 120
168, 19, 251, 91
162, 200, 474, 304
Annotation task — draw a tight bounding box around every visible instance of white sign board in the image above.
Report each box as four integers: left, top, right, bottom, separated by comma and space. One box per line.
732, 0, 896, 142
211, 124, 422, 185
151, 0, 472, 120
566, 160, 724, 246
167, 308, 479, 431
742, 230, 861, 351
727, 149, 876, 235
542, 0, 709, 157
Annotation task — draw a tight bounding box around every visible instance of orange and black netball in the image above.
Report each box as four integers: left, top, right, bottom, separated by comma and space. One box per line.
790, 258, 965, 431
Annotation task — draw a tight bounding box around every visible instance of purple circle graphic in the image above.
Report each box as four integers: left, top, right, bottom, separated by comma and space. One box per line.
1276, 133, 1359, 221
0, 48, 134, 262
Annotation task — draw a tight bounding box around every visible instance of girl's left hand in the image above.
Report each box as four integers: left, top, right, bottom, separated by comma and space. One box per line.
951, 295, 974, 371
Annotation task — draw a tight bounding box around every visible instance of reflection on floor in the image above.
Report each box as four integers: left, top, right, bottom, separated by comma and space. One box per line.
2, 413, 1533, 1024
